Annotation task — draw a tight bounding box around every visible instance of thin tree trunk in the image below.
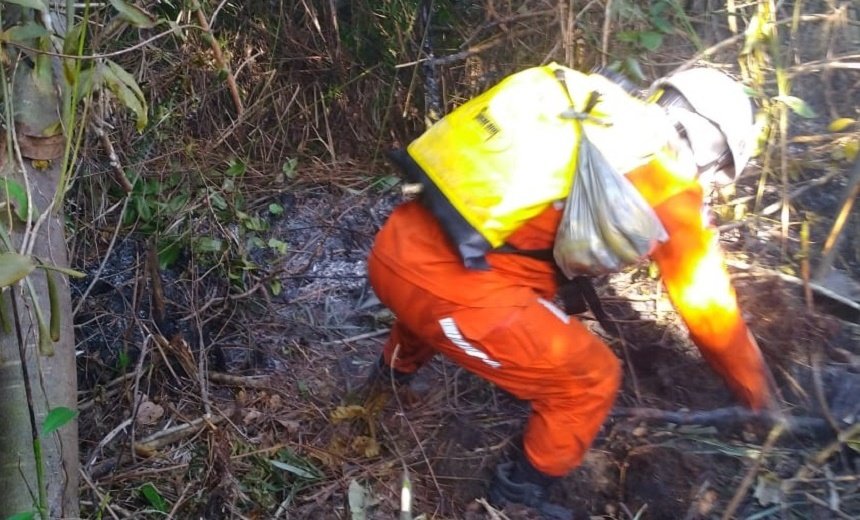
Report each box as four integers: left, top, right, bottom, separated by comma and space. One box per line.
0, 159, 78, 518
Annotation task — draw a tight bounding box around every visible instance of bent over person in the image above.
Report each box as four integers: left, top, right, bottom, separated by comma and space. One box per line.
365, 65, 774, 519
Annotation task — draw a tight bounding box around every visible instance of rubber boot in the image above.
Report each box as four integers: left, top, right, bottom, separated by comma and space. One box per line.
488, 454, 574, 520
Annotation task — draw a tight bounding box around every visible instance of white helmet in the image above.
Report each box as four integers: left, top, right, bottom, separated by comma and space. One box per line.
651, 68, 755, 180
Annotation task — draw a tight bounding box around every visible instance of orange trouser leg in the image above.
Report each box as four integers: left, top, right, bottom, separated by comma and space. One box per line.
369, 254, 622, 477
381, 321, 437, 374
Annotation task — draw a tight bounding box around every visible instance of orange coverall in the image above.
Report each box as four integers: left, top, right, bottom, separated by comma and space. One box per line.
368, 153, 772, 477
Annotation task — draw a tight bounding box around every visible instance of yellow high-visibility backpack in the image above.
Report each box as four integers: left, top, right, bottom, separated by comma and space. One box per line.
399, 63, 673, 271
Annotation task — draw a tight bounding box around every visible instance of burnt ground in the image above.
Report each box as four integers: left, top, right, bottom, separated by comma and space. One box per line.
75, 172, 860, 519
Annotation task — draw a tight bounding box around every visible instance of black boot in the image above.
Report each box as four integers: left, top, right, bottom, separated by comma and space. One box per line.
488, 455, 574, 520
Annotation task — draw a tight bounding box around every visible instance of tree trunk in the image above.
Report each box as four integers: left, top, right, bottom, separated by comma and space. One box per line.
0, 159, 79, 518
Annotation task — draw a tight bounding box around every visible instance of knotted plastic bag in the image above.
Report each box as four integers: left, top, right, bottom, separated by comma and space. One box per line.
553, 135, 668, 278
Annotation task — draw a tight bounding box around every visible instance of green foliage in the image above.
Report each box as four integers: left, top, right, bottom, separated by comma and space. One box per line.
0, 252, 36, 287
41, 407, 77, 437
138, 483, 169, 513
610, 0, 698, 80
5, 512, 36, 520
339, 0, 423, 68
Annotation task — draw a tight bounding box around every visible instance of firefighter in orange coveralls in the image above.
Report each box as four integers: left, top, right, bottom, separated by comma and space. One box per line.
366, 66, 774, 519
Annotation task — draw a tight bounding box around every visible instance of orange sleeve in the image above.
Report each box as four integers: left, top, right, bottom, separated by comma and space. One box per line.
624, 152, 772, 409
648, 187, 772, 409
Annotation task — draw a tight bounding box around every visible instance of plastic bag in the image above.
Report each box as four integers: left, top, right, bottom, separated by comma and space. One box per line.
553, 136, 668, 278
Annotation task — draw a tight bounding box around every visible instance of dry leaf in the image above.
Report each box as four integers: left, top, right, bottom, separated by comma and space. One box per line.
136, 400, 164, 426
243, 409, 263, 425
330, 404, 367, 422
352, 435, 380, 458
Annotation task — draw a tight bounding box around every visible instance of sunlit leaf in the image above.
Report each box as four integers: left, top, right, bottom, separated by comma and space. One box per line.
109, 0, 157, 28
42, 406, 78, 436
0, 252, 35, 287
774, 95, 816, 119
1, 0, 48, 12
828, 118, 856, 132
845, 139, 859, 162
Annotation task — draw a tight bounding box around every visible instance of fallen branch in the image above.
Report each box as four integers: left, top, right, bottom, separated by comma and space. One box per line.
133, 406, 234, 457
611, 406, 829, 436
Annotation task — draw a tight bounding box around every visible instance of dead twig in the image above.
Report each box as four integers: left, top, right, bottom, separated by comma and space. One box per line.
133, 406, 234, 457
611, 406, 828, 435
814, 155, 860, 280
319, 329, 390, 346
721, 422, 786, 520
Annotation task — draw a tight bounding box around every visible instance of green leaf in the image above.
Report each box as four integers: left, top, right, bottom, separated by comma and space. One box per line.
270, 459, 319, 480
0, 178, 32, 222
623, 57, 646, 82
208, 191, 228, 211
193, 237, 223, 253
616, 31, 639, 44
242, 216, 268, 232
270, 280, 282, 296
1, 0, 48, 12
139, 482, 169, 513
0, 253, 36, 287
6, 512, 36, 520
268, 203, 284, 216
828, 118, 855, 132
282, 158, 298, 178
157, 240, 182, 269
37, 264, 86, 278
268, 238, 287, 255
63, 22, 87, 56
638, 31, 663, 51
225, 159, 246, 177
100, 61, 148, 131
42, 406, 77, 436
774, 95, 817, 119
1, 22, 49, 43
109, 0, 157, 28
